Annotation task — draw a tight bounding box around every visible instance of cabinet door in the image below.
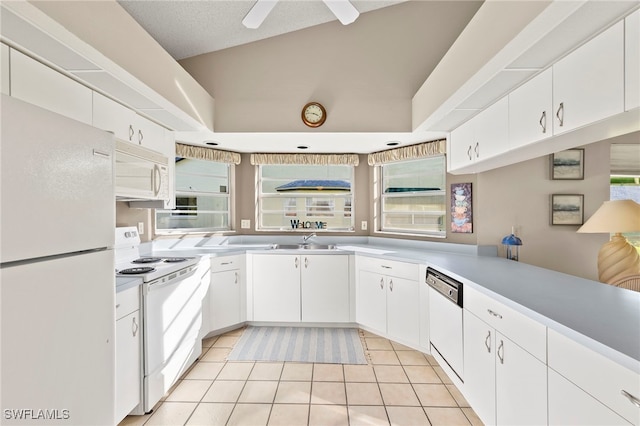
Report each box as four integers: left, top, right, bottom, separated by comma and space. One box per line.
301, 255, 349, 322
495, 333, 547, 425
357, 270, 387, 334
92, 91, 136, 142
210, 269, 241, 330
462, 310, 496, 426
10, 49, 92, 125
553, 21, 624, 134
134, 114, 166, 151
474, 96, 509, 161
252, 255, 301, 322
449, 117, 475, 171
626, 9, 640, 111
548, 369, 629, 426
115, 310, 141, 423
386, 276, 419, 347
1, 43, 9, 95
509, 69, 553, 148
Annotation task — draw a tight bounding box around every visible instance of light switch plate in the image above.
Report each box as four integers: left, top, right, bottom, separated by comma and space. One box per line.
241, 219, 251, 229
137, 222, 144, 235
361, 221, 368, 230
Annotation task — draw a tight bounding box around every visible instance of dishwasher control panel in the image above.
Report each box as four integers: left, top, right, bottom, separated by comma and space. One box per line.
426, 267, 463, 307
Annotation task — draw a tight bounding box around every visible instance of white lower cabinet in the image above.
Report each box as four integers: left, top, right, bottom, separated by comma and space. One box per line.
252, 254, 349, 322
115, 286, 141, 424
548, 368, 630, 425
548, 328, 640, 425
463, 286, 547, 426
357, 259, 420, 347
209, 255, 244, 331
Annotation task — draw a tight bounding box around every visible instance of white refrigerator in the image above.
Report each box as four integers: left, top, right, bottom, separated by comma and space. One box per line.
1, 95, 116, 425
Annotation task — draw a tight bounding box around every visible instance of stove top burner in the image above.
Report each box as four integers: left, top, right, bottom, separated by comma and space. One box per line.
119, 267, 156, 275
163, 257, 188, 263
132, 257, 163, 264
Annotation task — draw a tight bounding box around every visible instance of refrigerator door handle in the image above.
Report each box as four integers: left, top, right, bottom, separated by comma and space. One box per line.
92, 149, 111, 159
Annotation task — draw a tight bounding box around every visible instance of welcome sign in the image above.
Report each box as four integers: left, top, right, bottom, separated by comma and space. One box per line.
290, 219, 327, 230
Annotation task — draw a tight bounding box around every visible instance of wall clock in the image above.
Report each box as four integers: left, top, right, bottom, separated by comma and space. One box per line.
301, 102, 326, 128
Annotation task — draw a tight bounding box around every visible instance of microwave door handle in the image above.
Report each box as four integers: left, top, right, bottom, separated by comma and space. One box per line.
153, 164, 161, 197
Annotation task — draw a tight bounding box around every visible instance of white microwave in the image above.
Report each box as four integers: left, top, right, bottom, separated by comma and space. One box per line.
115, 139, 169, 201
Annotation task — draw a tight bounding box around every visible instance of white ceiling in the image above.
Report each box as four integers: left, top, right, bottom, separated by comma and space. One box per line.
117, 0, 406, 60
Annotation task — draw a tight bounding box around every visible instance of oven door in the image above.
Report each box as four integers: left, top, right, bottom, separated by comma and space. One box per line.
143, 265, 206, 411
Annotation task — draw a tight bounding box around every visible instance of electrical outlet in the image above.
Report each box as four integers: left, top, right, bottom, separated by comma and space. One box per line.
241, 219, 251, 229
361, 221, 368, 231
137, 222, 144, 235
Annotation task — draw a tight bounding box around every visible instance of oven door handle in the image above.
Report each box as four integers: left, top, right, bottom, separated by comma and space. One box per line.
145, 267, 198, 292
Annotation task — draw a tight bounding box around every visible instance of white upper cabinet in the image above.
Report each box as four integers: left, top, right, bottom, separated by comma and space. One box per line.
10, 49, 92, 125
625, 9, 640, 111
509, 68, 553, 149
92, 92, 136, 141
449, 97, 509, 170
134, 114, 166, 151
1, 43, 9, 95
552, 21, 624, 134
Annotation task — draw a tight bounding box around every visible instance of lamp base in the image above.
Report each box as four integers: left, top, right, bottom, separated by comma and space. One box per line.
597, 234, 640, 284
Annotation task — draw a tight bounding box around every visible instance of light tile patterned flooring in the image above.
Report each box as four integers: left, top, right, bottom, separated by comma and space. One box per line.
119, 328, 482, 426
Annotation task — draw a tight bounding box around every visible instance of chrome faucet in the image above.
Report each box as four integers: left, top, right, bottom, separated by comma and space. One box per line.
302, 232, 317, 243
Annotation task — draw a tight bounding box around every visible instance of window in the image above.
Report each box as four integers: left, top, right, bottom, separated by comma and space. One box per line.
610, 143, 640, 251
156, 158, 231, 232
257, 164, 354, 231
379, 155, 446, 236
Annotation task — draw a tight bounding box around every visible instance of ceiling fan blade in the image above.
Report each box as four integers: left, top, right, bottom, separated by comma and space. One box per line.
242, 0, 278, 29
322, 0, 359, 25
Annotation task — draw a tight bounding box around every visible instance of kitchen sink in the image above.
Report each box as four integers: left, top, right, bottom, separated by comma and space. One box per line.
270, 243, 338, 250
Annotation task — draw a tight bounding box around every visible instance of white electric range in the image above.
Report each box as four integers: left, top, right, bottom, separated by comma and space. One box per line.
115, 227, 207, 415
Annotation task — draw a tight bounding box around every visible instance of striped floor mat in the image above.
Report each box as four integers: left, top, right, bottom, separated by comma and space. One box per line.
227, 326, 367, 364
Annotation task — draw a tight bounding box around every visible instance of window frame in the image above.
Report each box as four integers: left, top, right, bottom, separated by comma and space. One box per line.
155, 158, 233, 234
256, 164, 356, 232
377, 155, 447, 238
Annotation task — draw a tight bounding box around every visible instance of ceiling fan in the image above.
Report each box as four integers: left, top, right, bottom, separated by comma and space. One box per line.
242, 0, 360, 29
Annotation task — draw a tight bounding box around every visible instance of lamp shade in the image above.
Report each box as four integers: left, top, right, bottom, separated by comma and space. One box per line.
501, 234, 523, 246
577, 200, 640, 233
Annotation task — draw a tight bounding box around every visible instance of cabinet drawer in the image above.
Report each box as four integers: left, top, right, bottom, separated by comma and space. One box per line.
116, 285, 140, 320
464, 285, 546, 362
357, 256, 419, 281
548, 328, 640, 425
211, 254, 243, 272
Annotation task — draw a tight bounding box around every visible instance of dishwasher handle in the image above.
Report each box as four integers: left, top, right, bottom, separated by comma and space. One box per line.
426, 267, 463, 307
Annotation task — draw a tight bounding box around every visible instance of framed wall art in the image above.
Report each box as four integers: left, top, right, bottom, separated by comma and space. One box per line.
451, 183, 472, 233
551, 149, 584, 180
550, 194, 584, 225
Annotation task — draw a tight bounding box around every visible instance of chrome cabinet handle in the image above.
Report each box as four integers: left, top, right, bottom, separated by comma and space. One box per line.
539, 111, 547, 134
132, 316, 138, 337
116, 303, 121, 309
381, 265, 392, 269
295, 257, 298, 268
467, 145, 472, 160
621, 390, 640, 408
497, 340, 504, 364
389, 279, 393, 292
474, 142, 480, 158
234, 272, 238, 284
556, 102, 564, 127
485, 330, 491, 353
304, 257, 308, 268
128, 124, 134, 141
488, 309, 503, 319
220, 261, 233, 265
138, 129, 144, 145
380, 277, 384, 290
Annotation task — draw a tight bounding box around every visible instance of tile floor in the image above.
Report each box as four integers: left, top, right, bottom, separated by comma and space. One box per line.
119, 328, 482, 426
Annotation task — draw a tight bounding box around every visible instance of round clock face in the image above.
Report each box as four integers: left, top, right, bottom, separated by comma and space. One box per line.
302, 102, 326, 127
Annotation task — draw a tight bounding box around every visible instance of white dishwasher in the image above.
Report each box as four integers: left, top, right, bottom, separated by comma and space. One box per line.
427, 267, 464, 381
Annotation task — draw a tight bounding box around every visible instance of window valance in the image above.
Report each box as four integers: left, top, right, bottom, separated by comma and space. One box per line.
367, 139, 446, 166
176, 143, 241, 165
250, 153, 359, 166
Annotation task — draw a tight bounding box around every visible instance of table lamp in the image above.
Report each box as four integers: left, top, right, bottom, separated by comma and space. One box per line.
577, 199, 640, 283
501, 227, 522, 261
